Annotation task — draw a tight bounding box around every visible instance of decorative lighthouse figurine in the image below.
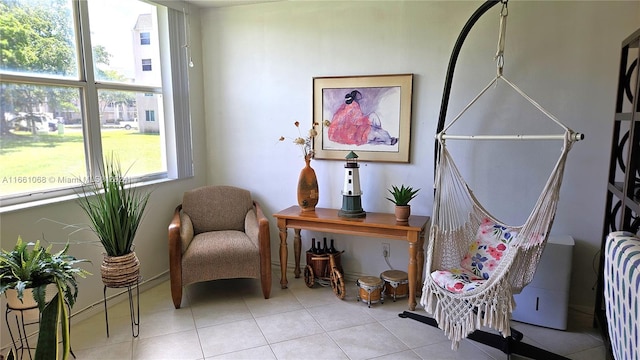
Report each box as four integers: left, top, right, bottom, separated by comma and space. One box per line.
338, 151, 366, 218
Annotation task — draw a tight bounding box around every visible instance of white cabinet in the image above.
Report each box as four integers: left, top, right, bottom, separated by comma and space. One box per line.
511, 235, 574, 330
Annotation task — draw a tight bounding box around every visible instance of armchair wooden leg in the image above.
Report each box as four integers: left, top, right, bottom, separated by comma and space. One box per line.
261, 268, 272, 299
170, 280, 182, 309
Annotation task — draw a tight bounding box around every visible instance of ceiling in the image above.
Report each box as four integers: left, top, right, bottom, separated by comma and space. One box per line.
183, 0, 281, 8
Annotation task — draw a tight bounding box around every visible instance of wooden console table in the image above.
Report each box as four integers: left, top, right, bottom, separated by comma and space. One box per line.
273, 206, 430, 310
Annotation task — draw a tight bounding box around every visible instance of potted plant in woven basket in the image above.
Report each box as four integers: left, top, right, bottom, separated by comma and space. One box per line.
77, 155, 150, 288
0, 236, 90, 360
386, 184, 420, 223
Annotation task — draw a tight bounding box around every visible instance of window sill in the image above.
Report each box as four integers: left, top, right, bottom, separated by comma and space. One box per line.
0, 177, 174, 214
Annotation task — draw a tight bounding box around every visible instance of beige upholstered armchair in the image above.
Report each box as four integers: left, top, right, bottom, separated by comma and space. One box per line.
168, 185, 271, 309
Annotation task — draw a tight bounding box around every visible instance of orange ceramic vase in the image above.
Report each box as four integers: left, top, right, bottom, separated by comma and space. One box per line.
297, 155, 319, 212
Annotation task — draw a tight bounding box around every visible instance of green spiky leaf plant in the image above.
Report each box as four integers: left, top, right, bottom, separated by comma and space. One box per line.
386, 185, 420, 206
77, 154, 150, 257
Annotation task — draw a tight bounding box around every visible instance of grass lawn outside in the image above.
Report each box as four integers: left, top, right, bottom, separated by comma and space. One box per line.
0, 127, 163, 197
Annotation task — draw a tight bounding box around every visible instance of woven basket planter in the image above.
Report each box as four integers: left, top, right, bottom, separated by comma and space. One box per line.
101, 251, 140, 288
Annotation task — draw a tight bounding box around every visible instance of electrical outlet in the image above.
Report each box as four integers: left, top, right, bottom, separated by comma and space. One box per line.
382, 243, 390, 258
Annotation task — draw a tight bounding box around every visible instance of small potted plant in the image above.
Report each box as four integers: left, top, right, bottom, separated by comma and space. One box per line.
386, 185, 420, 223
77, 154, 150, 288
0, 236, 90, 359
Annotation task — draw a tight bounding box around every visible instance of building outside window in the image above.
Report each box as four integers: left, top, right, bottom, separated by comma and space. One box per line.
0, 0, 193, 207
145, 110, 155, 122
140, 31, 150, 45
142, 59, 152, 71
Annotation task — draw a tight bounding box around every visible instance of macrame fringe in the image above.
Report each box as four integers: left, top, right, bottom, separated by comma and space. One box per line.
422, 274, 516, 350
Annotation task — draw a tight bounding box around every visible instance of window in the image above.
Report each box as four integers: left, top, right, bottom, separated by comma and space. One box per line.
140, 32, 150, 45
0, 0, 193, 207
145, 110, 155, 122
142, 59, 152, 72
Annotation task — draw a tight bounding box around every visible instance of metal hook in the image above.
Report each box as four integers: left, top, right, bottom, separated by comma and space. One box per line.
500, 0, 509, 17
496, 55, 504, 76
495, 0, 508, 76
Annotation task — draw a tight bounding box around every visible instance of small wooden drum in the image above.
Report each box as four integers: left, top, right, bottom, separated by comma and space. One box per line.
380, 270, 409, 302
356, 276, 384, 307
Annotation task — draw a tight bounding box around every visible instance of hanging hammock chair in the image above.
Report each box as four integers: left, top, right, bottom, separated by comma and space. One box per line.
402, 1, 582, 359
422, 118, 576, 346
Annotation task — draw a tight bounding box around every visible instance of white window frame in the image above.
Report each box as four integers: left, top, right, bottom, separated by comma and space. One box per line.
0, 0, 193, 211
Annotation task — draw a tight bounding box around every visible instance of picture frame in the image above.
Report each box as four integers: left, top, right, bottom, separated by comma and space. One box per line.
313, 74, 413, 162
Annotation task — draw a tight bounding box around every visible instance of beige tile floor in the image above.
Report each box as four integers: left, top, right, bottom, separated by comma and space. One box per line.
60, 271, 605, 360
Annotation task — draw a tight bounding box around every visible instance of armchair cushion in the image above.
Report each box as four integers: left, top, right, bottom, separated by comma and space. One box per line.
181, 230, 259, 284
182, 185, 253, 234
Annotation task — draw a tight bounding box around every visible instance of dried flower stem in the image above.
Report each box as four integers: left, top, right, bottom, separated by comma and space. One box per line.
279, 121, 319, 158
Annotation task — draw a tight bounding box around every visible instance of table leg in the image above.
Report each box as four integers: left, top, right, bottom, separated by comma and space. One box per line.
416, 229, 426, 298
294, 229, 302, 278
278, 224, 288, 289
408, 241, 418, 311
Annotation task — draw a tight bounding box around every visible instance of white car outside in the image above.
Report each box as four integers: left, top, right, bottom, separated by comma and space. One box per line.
117, 119, 138, 130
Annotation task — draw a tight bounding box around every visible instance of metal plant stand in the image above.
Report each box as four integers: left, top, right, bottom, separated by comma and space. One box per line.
103, 277, 140, 338
5, 303, 76, 360
5, 304, 38, 360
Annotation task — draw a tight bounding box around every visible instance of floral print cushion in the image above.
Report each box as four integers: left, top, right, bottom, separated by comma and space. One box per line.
460, 218, 517, 280
431, 268, 486, 293
430, 219, 518, 293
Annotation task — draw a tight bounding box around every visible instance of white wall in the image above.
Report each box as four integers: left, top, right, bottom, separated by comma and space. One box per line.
200, 0, 639, 312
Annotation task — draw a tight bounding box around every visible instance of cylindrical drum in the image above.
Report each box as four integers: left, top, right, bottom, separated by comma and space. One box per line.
356, 276, 384, 307
380, 270, 409, 302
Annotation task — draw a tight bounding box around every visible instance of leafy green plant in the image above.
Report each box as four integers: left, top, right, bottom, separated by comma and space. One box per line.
0, 236, 90, 360
386, 185, 420, 206
0, 237, 89, 310
77, 155, 151, 257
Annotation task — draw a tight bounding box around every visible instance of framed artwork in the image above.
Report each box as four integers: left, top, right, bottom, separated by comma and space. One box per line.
312, 74, 413, 162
